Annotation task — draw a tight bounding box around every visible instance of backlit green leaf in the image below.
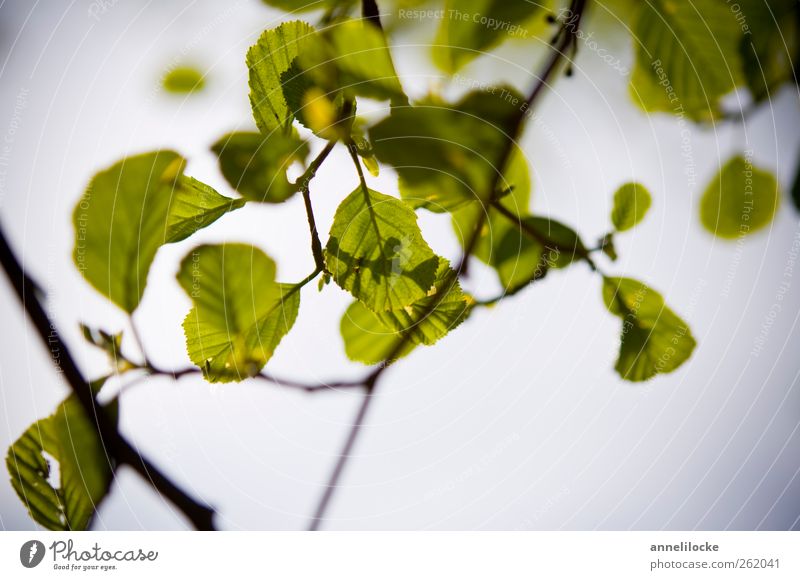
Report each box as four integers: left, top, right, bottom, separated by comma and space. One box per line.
177, 244, 300, 383
603, 276, 696, 382
299, 19, 407, 104
325, 187, 439, 311
6, 394, 115, 530
167, 175, 246, 241
211, 131, 309, 203
73, 151, 243, 312
370, 87, 524, 212
340, 300, 414, 365
629, 0, 744, 120
611, 182, 652, 232
340, 260, 470, 364
248, 21, 317, 134
700, 155, 780, 239
374, 259, 470, 345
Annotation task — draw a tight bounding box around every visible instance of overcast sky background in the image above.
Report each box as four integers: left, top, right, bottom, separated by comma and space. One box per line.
1, 0, 799, 530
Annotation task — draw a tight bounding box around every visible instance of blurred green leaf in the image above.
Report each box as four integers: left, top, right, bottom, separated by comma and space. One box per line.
325, 187, 439, 311
370, 87, 524, 212
162, 65, 206, 94
211, 131, 309, 203
177, 244, 300, 383
739, 0, 799, 102
602, 276, 696, 382
629, 0, 744, 120
6, 394, 115, 530
433, 0, 550, 73
73, 151, 242, 312
700, 155, 780, 239
451, 148, 543, 288
611, 182, 652, 232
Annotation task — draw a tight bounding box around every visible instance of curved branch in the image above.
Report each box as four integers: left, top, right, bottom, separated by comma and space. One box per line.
309, 0, 592, 531
0, 225, 216, 530
457, 0, 589, 276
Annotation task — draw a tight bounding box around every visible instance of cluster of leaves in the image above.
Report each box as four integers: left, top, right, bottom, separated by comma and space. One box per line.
27, 0, 799, 530
627, 0, 796, 235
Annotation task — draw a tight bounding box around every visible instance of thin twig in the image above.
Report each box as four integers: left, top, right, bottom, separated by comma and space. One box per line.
456, 0, 589, 276
308, 388, 374, 530
295, 141, 336, 271
145, 365, 366, 393
362, 0, 383, 29
308, 0, 592, 530
0, 225, 216, 530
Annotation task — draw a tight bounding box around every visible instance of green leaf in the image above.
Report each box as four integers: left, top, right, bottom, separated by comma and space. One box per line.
167, 175, 246, 241
433, 0, 549, 73
211, 131, 309, 203
162, 65, 206, 94
340, 300, 417, 365
373, 259, 470, 345
370, 87, 524, 213
177, 244, 301, 383
6, 395, 115, 530
602, 276, 696, 382
519, 216, 589, 269
699, 155, 780, 239
299, 19, 407, 105
340, 260, 470, 364
611, 182, 652, 232
73, 151, 243, 312
629, 0, 745, 121
247, 21, 317, 134
325, 187, 439, 312
451, 148, 543, 288
739, 0, 799, 102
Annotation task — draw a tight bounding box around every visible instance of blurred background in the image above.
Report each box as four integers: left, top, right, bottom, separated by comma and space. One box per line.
1, 0, 799, 530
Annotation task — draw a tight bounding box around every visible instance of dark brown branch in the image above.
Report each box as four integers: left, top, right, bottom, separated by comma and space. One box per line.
308, 388, 374, 530
295, 141, 336, 272
456, 0, 589, 276
0, 225, 216, 530
362, 0, 383, 30
145, 365, 366, 393
309, 1, 592, 529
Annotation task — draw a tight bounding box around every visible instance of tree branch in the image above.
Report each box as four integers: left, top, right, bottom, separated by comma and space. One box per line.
308, 387, 374, 530
295, 141, 336, 272
0, 225, 216, 530
362, 0, 383, 30
456, 0, 589, 276
144, 365, 366, 393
